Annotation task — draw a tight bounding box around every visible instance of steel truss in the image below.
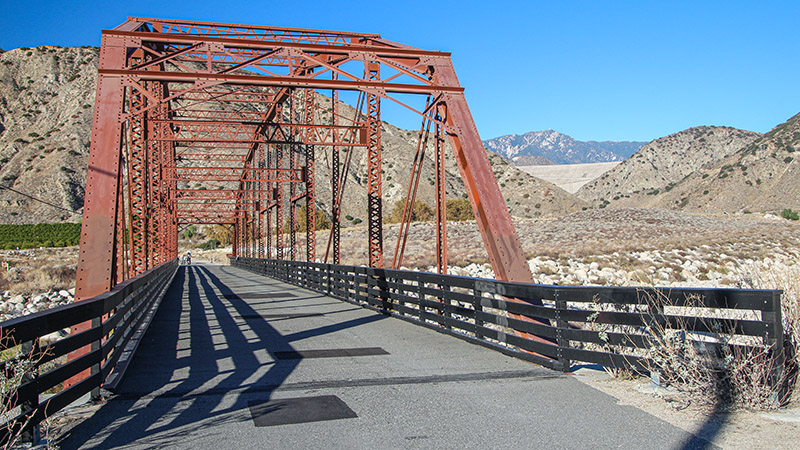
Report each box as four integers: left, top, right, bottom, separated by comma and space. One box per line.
71, 17, 538, 383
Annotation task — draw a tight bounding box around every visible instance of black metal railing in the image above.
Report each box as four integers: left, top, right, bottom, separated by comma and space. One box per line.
0, 259, 178, 444
232, 257, 786, 387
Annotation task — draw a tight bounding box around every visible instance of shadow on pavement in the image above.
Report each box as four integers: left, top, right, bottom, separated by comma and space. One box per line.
59, 265, 384, 449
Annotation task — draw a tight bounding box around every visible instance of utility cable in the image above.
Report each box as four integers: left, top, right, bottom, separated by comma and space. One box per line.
0, 185, 78, 213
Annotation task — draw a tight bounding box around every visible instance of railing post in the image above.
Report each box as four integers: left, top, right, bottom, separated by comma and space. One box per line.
766, 291, 788, 406
19, 339, 40, 444
441, 281, 452, 331
326, 264, 332, 296
554, 292, 570, 372
90, 314, 102, 401
474, 284, 484, 342
417, 274, 427, 323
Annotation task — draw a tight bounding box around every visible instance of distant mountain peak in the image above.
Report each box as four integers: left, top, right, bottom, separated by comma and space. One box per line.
483, 130, 646, 165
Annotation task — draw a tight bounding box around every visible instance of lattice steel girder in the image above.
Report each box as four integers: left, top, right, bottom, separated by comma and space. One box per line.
365, 60, 383, 268
134, 16, 380, 43
176, 152, 249, 162
178, 90, 277, 104
153, 120, 366, 146
174, 189, 273, 201
104, 68, 461, 96
125, 86, 149, 276
179, 215, 238, 224
177, 203, 260, 213
171, 109, 271, 122
166, 166, 303, 182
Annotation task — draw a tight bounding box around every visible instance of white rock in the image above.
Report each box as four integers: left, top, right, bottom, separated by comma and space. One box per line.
9, 295, 25, 304
574, 269, 589, 283
58, 290, 71, 298
589, 262, 600, 271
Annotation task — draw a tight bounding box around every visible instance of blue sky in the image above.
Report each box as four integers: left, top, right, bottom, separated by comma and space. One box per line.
1, 0, 798, 142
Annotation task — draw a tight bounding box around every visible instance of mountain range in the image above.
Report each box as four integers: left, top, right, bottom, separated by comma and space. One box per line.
482, 130, 647, 165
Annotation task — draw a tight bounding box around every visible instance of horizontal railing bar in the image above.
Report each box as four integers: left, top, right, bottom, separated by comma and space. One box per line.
0, 259, 178, 442
232, 257, 783, 384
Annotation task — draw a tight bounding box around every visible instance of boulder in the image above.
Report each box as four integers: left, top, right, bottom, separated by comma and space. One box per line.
573, 269, 589, 283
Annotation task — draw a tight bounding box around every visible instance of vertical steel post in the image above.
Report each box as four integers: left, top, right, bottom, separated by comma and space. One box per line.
126, 85, 149, 276
305, 88, 316, 262
69, 32, 128, 387
434, 102, 447, 274
275, 142, 284, 260
365, 60, 383, 268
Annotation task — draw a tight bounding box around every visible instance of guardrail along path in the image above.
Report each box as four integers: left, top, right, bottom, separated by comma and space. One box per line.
62, 264, 714, 449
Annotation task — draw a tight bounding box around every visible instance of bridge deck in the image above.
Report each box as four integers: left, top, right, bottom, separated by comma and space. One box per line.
62, 264, 711, 449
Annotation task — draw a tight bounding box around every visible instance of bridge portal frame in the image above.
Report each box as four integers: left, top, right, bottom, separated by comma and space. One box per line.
71, 17, 537, 383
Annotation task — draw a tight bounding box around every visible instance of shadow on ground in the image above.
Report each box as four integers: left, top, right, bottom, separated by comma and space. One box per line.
59, 265, 384, 449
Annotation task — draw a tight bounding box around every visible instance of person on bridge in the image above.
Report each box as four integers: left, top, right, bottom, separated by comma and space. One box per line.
186, 251, 191, 265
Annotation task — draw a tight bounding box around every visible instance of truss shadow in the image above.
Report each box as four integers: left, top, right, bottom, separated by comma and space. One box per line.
59, 264, 385, 449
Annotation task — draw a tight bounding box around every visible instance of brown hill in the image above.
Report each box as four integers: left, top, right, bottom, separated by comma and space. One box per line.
647, 113, 800, 213
576, 126, 761, 207
0, 46, 98, 223
0, 47, 585, 225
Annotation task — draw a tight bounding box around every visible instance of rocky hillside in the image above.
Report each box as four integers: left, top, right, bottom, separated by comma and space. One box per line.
576, 126, 761, 206
646, 113, 800, 213
0, 46, 98, 224
483, 129, 645, 164
0, 46, 585, 225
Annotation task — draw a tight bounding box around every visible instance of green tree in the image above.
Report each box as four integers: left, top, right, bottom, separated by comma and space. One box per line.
285, 205, 332, 232
207, 225, 232, 245
182, 225, 197, 240
387, 199, 435, 223
446, 198, 475, 221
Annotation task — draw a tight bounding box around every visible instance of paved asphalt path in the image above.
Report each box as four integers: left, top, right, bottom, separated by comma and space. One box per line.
60, 263, 716, 449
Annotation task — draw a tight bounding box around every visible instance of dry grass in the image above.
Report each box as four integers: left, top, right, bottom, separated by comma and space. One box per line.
0, 247, 78, 296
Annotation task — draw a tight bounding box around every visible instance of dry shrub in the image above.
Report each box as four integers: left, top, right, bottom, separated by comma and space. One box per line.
0, 336, 56, 448
6, 265, 74, 296
639, 291, 790, 410
734, 262, 800, 404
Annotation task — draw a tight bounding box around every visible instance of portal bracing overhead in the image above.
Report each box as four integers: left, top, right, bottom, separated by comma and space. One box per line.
75, 16, 535, 303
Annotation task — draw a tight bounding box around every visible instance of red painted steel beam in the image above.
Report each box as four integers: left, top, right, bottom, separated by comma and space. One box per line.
104, 29, 445, 59
166, 166, 303, 182
99, 68, 463, 95
128, 16, 381, 42
69, 33, 129, 387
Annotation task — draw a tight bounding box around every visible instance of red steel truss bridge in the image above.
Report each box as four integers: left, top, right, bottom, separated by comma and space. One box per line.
0, 17, 787, 447
77, 16, 534, 300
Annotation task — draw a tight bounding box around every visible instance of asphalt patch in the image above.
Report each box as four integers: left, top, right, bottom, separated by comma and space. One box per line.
274, 347, 389, 360
223, 292, 297, 299
248, 395, 357, 426
238, 313, 325, 319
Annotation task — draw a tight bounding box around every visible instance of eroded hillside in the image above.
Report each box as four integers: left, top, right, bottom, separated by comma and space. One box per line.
577, 126, 761, 207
